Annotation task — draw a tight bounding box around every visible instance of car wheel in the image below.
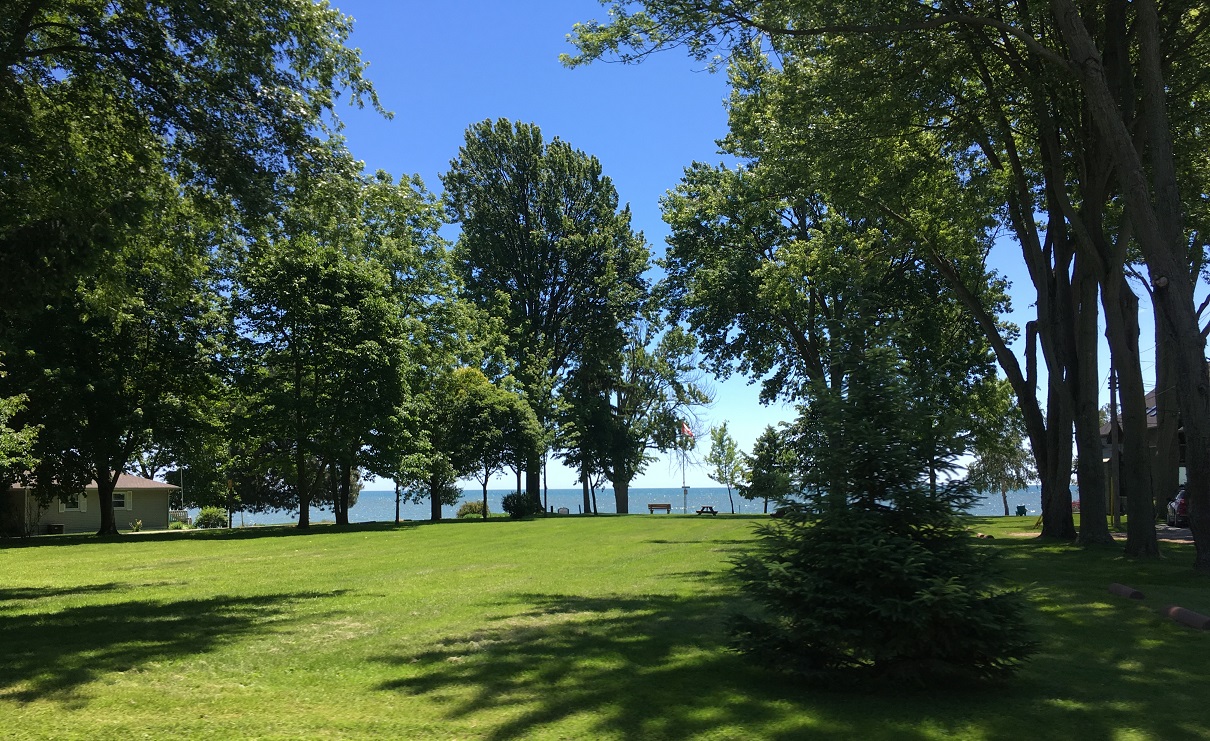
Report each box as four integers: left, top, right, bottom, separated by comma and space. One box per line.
1167, 510, 1175, 527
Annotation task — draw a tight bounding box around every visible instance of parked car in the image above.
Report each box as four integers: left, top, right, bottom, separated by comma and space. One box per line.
1167, 488, 1189, 527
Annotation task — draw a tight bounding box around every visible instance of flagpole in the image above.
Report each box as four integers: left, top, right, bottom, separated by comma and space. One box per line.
681, 424, 689, 514
677, 421, 695, 513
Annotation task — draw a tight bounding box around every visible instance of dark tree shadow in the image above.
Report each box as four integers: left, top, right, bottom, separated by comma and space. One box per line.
374, 591, 797, 739
0, 590, 342, 705
0, 520, 422, 548
371, 575, 1210, 740
0, 583, 124, 604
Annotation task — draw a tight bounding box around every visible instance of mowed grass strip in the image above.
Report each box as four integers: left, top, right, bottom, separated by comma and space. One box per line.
0, 515, 1207, 740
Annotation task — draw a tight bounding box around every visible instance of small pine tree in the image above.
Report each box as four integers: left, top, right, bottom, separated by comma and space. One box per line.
729, 350, 1035, 686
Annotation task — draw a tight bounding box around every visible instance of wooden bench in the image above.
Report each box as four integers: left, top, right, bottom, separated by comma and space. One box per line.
696, 506, 718, 516
648, 503, 672, 514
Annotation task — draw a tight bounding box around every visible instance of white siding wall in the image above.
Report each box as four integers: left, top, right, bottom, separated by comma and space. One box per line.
42, 490, 171, 534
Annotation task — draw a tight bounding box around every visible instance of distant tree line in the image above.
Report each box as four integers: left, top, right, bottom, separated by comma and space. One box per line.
0, 3, 709, 534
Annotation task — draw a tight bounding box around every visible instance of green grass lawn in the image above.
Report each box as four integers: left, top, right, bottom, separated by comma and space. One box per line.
2, 515, 1209, 740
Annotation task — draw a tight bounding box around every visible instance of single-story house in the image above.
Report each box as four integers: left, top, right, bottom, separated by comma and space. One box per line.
3, 473, 178, 535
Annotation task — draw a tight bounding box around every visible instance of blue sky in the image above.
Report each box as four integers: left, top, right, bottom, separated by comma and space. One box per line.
333, 1, 1151, 491
332, 0, 794, 489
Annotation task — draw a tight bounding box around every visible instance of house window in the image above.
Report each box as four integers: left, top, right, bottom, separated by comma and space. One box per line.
59, 493, 85, 512
112, 491, 132, 510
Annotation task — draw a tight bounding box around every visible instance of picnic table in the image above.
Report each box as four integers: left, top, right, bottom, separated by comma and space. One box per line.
696, 506, 718, 516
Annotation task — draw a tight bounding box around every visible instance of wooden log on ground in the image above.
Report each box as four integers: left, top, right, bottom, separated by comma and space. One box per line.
1108, 583, 1145, 600
1162, 605, 1210, 630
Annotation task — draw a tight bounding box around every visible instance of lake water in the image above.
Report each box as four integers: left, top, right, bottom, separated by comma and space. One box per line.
203, 484, 1048, 527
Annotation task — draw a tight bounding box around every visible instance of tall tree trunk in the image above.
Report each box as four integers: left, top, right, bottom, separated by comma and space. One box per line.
525, 452, 541, 501
614, 474, 630, 515
1103, 276, 1159, 556
394, 480, 401, 524
1051, 0, 1210, 569
336, 460, 351, 526
582, 473, 590, 515
1039, 377, 1077, 540
1151, 311, 1181, 514
1072, 255, 1113, 544
924, 212, 1075, 540
295, 445, 310, 529
94, 465, 120, 536
429, 475, 442, 521
1001, 486, 1009, 517
727, 486, 735, 514
482, 475, 489, 520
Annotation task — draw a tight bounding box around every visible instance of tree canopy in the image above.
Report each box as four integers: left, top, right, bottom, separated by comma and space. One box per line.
442, 118, 650, 500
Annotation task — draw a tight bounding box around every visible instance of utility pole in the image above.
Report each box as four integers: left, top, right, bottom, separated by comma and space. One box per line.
1109, 367, 1122, 529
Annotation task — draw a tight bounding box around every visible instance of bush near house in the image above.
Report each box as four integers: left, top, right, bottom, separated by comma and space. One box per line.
194, 507, 227, 529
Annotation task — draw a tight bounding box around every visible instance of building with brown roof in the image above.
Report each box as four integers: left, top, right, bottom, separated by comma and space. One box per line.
3, 473, 177, 535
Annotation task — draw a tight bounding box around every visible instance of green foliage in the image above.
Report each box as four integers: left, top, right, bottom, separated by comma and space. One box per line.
967, 380, 1037, 502
731, 484, 1036, 686
449, 368, 543, 493
731, 351, 1035, 686
2, 1, 389, 534
194, 507, 228, 529
704, 422, 744, 512
127, 519, 143, 533
443, 118, 650, 494
560, 318, 711, 512
501, 492, 543, 519
456, 500, 489, 519
0, 374, 39, 491
168, 520, 187, 530
231, 159, 438, 525
3, 177, 225, 534
739, 424, 793, 510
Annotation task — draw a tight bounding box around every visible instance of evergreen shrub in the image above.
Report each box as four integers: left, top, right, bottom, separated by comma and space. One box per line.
729, 351, 1036, 686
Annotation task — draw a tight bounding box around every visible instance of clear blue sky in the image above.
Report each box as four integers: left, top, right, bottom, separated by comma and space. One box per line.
333, 0, 795, 489
334, 1, 1154, 491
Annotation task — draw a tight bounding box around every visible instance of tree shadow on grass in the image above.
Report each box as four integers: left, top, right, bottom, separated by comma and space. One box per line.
371, 578, 1210, 740
0, 590, 340, 706
0, 583, 124, 605
374, 591, 800, 740
372, 591, 982, 739
0, 520, 420, 548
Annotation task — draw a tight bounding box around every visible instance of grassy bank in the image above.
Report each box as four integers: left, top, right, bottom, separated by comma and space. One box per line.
2, 515, 1208, 739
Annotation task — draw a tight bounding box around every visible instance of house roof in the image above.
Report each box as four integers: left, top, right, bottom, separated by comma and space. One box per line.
107, 473, 179, 490
9, 473, 179, 491
1099, 388, 1160, 438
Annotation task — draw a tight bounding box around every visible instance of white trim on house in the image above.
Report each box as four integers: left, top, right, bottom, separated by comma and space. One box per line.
58, 493, 86, 513
112, 490, 133, 511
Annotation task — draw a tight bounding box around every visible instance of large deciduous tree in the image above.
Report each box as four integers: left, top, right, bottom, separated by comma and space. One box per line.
563, 319, 711, 513
567, 0, 1205, 562
232, 157, 425, 528
5, 182, 222, 535
442, 118, 649, 502
661, 162, 999, 487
